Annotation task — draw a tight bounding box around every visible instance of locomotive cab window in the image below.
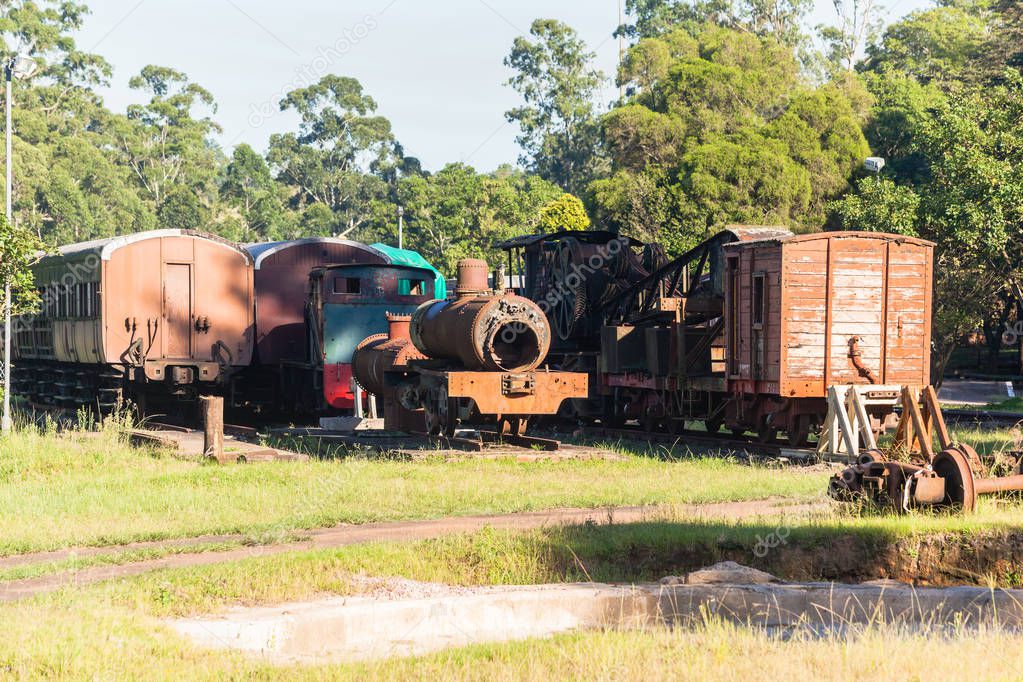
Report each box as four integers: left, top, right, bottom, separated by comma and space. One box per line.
333, 277, 362, 295
399, 278, 426, 296
752, 273, 766, 330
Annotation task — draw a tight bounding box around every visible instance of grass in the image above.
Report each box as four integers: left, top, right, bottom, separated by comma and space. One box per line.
7, 598, 1023, 680
0, 424, 826, 556
7, 512, 1023, 678
15, 500, 1023, 620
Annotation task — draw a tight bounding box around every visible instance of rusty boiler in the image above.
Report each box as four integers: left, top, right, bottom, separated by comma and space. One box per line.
409, 259, 552, 372
352, 313, 427, 431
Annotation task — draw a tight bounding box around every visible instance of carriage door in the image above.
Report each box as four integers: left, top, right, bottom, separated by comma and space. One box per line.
164, 264, 193, 359
751, 272, 767, 379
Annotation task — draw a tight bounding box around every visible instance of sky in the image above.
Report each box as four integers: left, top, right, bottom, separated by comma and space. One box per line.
72, 0, 933, 173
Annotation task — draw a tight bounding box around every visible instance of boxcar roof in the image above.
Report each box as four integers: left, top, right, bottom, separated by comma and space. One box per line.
244, 238, 389, 270
44, 229, 251, 263
722, 230, 936, 249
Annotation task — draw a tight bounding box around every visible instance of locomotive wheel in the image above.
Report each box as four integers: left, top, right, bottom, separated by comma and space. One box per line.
424, 387, 457, 437
932, 447, 977, 513
705, 416, 724, 434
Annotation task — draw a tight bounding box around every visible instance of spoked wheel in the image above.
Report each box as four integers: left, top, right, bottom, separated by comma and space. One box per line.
550, 239, 587, 341
424, 387, 457, 437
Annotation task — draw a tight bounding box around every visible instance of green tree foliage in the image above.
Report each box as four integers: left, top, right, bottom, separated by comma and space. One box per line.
504, 19, 607, 195
619, 0, 812, 47
396, 164, 562, 275
829, 176, 920, 235
220, 144, 289, 241
0, 214, 41, 316
116, 65, 223, 207
267, 75, 402, 238
862, 3, 992, 84
818, 0, 885, 75
593, 25, 869, 250
538, 193, 591, 232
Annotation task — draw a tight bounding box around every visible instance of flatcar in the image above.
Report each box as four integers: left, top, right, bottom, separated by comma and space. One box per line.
12, 229, 254, 411
503, 228, 934, 444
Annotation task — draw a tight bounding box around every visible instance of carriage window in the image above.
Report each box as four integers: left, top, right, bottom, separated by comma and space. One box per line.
57, 288, 67, 319
752, 273, 766, 329
399, 278, 426, 296
333, 277, 362, 295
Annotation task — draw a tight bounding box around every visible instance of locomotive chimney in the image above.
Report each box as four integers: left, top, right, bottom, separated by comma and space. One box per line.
456, 259, 490, 298
386, 313, 413, 342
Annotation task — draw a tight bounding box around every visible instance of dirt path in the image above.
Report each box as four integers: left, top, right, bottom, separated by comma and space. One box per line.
0, 498, 826, 602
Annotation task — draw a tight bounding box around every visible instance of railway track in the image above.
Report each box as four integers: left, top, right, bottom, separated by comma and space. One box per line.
940, 408, 1023, 427
572, 425, 820, 462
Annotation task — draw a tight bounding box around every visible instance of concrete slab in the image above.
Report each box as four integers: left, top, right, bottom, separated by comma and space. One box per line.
939, 379, 1015, 406
318, 417, 385, 432
129, 429, 308, 463
169, 579, 1023, 664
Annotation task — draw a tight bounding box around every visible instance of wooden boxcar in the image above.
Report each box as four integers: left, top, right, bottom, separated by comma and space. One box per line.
723, 231, 933, 438
13, 229, 254, 409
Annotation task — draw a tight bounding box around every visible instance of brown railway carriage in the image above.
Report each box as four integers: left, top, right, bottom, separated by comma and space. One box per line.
244, 238, 390, 366
13, 229, 254, 409
724, 232, 933, 396
722, 231, 934, 441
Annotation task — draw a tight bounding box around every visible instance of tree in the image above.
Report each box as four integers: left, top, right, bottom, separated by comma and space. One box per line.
538, 193, 591, 232
504, 19, 607, 194
594, 25, 868, 250
862, 3, 992, 85
220, 144, 288, 239
395, 163, 561, 275
619, 0, 813, 49
267, 75, 401, 238
117, 66, 222, 205
828, 176, 920, 234
157, 186, 209, 231
0, 214, 41, 317
819, 0, 884, 74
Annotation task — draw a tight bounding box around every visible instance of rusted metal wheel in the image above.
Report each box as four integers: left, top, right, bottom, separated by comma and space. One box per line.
705, 416, 724, 434
424, 386, 456, 437
932, 447, 978, 513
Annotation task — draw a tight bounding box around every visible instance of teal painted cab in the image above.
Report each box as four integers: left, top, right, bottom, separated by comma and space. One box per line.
310, 263, 443, 410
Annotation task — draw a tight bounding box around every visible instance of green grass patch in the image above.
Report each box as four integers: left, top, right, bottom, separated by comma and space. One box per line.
6, 507, 1023, 678
0, 425, 825, 556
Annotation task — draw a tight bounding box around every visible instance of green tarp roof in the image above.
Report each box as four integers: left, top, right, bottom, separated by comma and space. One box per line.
371, 243, 447, 299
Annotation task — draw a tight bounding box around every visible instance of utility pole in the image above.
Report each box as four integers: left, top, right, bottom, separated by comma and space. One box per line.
397, 205, 404, 250
2, 60, 14, 433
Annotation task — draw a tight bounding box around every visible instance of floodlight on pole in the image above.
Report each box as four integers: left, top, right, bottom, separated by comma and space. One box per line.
1, 48, 38, 434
